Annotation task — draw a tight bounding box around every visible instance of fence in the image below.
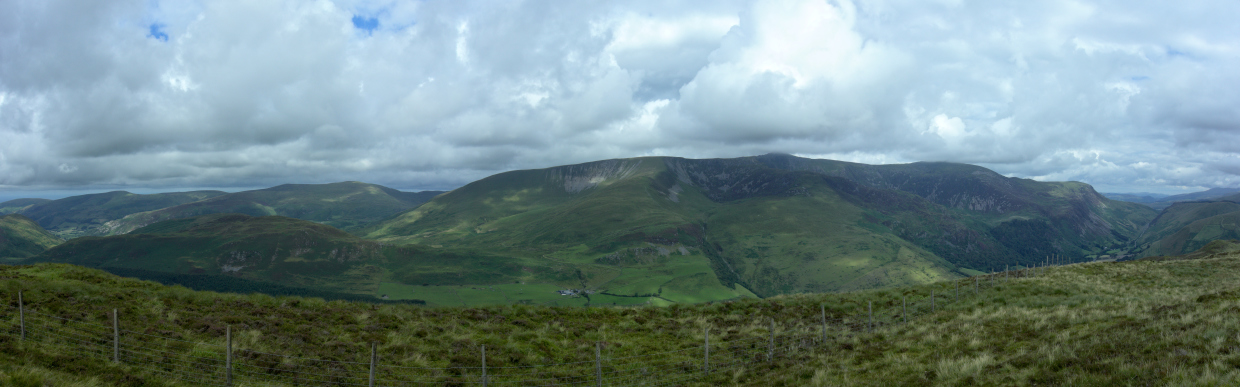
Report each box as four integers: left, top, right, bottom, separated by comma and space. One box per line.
0, 260, 1062, 386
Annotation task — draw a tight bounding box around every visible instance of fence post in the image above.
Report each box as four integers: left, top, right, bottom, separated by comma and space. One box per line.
931, 290, 935, 313
112, 309, 120, 363
17, 290, 24, 341
767, 318, 774, 361
902, 296, 907, 323
476, 347, 486, 384
595, 342, 602, 387
369, 342, 377, 387
704, 327, 710, 374
1005, 265, 1009, 282
226, 325, 232, 387
974, 276, 978, 295
820, 304, 827, 343
867, 301, 872, 332
955, 281, 959, 302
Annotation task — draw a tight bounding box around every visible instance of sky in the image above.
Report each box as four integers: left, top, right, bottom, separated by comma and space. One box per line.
1, 0, 1238, 201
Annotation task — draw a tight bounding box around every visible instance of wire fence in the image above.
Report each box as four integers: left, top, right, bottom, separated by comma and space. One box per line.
0, 263, 1053, 386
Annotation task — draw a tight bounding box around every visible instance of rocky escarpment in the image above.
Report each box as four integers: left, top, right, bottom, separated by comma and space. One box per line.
665, 158, 813, 202
546, 159, 644, 193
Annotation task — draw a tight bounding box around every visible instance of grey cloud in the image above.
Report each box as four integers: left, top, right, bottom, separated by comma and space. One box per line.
1, 0, 1238, 196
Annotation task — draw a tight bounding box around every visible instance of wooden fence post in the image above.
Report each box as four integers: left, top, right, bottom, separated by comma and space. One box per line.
931, 290, 935, 313
595, 342, 602, 387
226, 325, 232, 387
902, 296, 907, 323
482, 345, 487, 387
820, 304, 827, 343
768, 318, 774, 361
955, 281, 959, 302
867, 301, 872, 332
112, 309, 119, 363
974, 276, 978, 295
17, 290, 24, 341
704, 327, 710, 374
369, 342, 377, 387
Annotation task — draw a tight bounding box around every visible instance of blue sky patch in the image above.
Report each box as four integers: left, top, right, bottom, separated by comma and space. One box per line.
148, 23, 168, 41
352, 15, 379, 34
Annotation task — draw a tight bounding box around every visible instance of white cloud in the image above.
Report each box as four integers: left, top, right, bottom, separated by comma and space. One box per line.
0, 0, 1237, 195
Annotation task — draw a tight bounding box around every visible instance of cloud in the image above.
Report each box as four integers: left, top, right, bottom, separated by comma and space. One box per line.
0, 0, 1238, 195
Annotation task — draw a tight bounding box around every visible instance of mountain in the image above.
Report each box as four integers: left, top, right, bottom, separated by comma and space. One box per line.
0, 198, 51, 214
365, 154, 1157, 298
0, 214, 62, 259
1140, 187, 1240, 210
14, 190, 227, 238
1134, 196, 1240, 258
104, 182, 444, 234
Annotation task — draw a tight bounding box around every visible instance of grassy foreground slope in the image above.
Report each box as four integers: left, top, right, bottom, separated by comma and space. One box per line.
757, 240, 1240, 385
0, 215, 61, 260
105, 182, 445, 234
5, 241, 1240, 385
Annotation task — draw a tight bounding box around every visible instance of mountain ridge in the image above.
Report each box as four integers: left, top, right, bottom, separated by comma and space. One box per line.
364, 154, 1156, 298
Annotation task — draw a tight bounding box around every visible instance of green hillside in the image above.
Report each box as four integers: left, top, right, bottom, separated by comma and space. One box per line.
0, 214, 61, 260
5, 242, 1240, 385
0, 198, 51, 215
366, 154, 1156, 298
1135, 200, 1240, 257
31, 214, 398, 295
15, 190, 227, 238
28, 213, 732, 306
106, 182, 443, 234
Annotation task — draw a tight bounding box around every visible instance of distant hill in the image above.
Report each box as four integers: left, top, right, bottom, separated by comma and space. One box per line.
32, 213, 399, 295
104, 182, 444, 234
13, 191, 227, 238
365, 154, 1156, 298
0, 198, 52, 214
0, 214, 62, 259
1101, 192, 1169, 204
28, 213, 544, 301
1140, 187, 1240, 210
1135, 198, 1240, 258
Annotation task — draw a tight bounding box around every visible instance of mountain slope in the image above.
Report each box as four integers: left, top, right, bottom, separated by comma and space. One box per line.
105, 182, 443, 234
31, 213, 395, 294
1135, 199, 1240, 257
0, 198, 51, 214
0, 214, 62, 259
366, 154, 1156, 298
15, 190, 227, 238
28, 213, 639, 305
